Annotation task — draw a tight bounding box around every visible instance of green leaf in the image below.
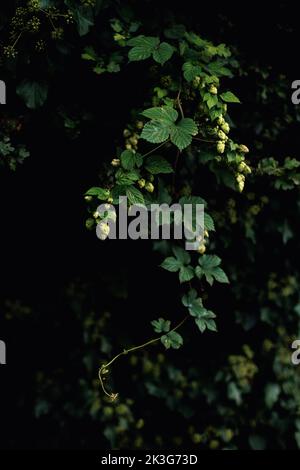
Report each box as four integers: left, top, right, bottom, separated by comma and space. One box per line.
170, 118, 198, 150
195, 318, 207, 333
152, 42, 174, 65
141, 107, 197, 151
141, 106, 178, 122
220, 91, 240, 103
126, 186, 145, 205
172, 246, 191, 265
196, 255, 229, 286
182, 62, 202, 81
128, 36, 159, 61
17, 80, 48, 109
151, 317, 171, 334
85, 187, 109, 200
177, 118, 198, 136
145, 155, 173, 174
265, 383, 281, 409
115, 169, 140, 186
161, 331, 183, 349
67, 4, 94, 36
182, 289, 198, 307
111, 185, 127, 203
189, 300, 206, 317
228, 382, 242, 406
161, 256, 182, 272
141, 120, 170, 143
120, 150, 136, 170
204, 212, 215, 231
179, 266, 194, 283
213, 267, 230, 283
205, 318, 217, 332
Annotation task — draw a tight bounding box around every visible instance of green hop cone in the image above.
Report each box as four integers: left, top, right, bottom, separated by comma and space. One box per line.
138, 178, 146, 189
221, 122, 230, 134
238, 144, 250, 154
85, 218, 95, 230
111, 158, 120, 167
238, 161, 252, 175
198, 244, 206, 254
217, 115, 225, 126
217, 129, 227, 141
209, 84, 218, 95
97, 221, 110, 240
236, 174, 245, 192
217, 141, 225, 154
145, 182, 154, 193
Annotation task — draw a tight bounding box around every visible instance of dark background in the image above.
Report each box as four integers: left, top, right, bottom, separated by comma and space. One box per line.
0, 0, 300, 449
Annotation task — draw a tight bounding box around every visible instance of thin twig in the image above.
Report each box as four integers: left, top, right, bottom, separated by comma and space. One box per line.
99, 315, 189, 400
193, 136, 216, 144
172, 149, 180, 193
176, 88, 184, 119
141, 140, 169, 159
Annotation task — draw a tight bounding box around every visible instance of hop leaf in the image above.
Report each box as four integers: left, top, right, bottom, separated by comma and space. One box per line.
195, 255, 229, 286
126, 186, 145, 205
161, 331, 183, 349
152, 42, 174, 65
141, 120, 170, 143
145, 155, 173, 174
151, 317, 171, 333
220, 91, 240, 103
128, 36, 159, 61
140, 106, 198, 150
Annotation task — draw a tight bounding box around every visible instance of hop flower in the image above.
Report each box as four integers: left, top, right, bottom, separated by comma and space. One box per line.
236, 174, 245, 192
111, 158, 120, 167
221, 122, 230, 134
238, 144, 250, 154
217, 141, 225, 154
198, 244, 206, 254
192, 76, 201, 88
217, 115, 225, 126
145, 182, 154, 193
96, 221, 110, 240
123, 129, 131, 138
217, 129, 227, 141
238, 161, 252, 175
209, 84, 218, 95
138, 178, 146, 189
85, 218, 95, 230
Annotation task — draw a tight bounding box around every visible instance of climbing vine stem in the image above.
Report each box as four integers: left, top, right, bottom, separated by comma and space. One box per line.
99, 315, 189, 400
